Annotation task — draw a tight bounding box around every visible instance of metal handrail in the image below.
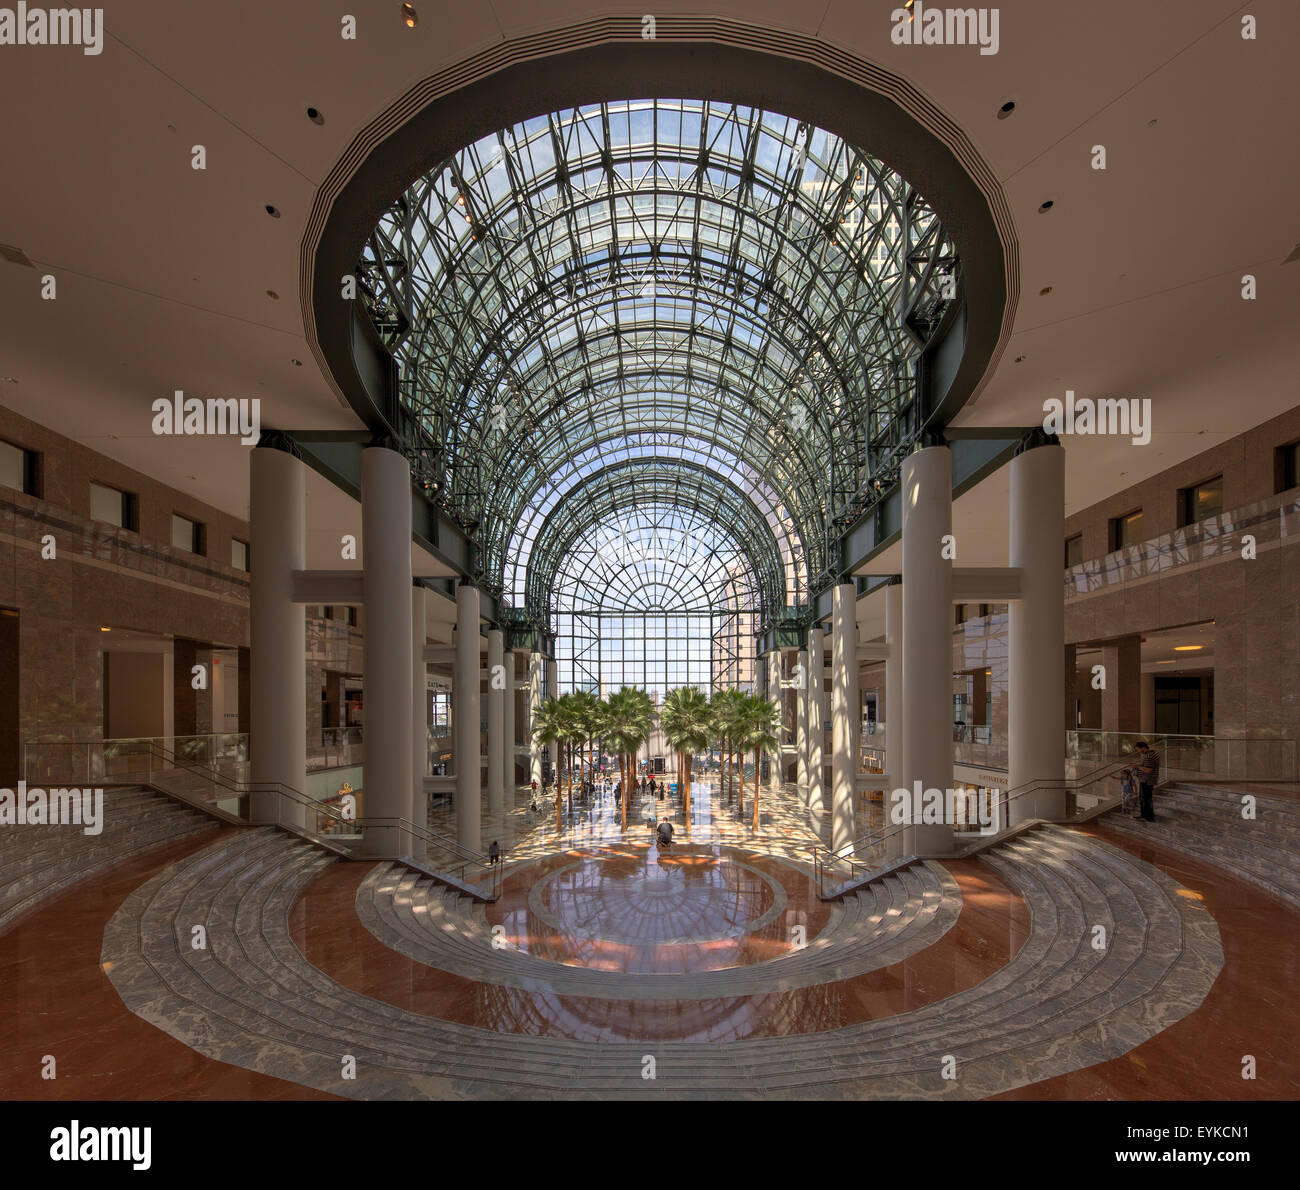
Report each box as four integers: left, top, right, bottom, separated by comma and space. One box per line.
94, 740, 499, 896
812, 756, 1132, 899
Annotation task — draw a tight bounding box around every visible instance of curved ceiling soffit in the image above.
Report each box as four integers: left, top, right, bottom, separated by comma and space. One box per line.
303, 17, 1017, 589
519, 458, 790, 620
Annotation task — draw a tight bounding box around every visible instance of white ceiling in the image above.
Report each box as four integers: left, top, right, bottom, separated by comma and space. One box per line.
1, 0, 1296, 607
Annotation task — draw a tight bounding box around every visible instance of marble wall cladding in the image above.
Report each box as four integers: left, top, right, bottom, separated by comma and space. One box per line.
0, 407, 251, 756
1063, 405, 1300, 557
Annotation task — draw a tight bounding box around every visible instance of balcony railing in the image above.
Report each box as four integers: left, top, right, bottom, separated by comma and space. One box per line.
1065, 489, 1300, 599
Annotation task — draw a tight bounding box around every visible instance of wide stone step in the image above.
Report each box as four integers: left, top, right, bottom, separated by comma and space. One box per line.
100, 824, 1223, 1098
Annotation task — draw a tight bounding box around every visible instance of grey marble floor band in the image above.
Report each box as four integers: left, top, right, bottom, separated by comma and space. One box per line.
101, 824, 1223, 1099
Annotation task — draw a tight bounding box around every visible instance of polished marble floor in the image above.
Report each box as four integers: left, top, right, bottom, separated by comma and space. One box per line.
1, 779, 1296, 1098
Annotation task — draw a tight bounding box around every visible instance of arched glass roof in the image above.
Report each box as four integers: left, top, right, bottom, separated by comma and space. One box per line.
358, 97, 959, 623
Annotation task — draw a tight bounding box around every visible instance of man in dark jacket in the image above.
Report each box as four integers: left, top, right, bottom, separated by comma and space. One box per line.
1133, 741, 1160, 822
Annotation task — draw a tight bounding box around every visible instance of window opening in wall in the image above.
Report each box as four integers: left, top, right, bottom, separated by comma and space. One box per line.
1064, 534, 1083, 568
1178, 476, 1222, 527
90, 482, 137, 530
1109, 509, 1143, 551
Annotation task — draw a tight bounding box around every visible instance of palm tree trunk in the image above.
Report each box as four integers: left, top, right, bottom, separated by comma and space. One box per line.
752, 749, 760, 831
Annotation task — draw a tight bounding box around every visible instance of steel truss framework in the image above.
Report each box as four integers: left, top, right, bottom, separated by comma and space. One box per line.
358, 96, 958, 647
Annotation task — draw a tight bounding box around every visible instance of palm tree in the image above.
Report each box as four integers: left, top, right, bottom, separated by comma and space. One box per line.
568, 690, 603, 809
711, 688, 746, 806
605, 686, 655, 829
660, 686, 714, 823
557, 694, 586, 825
532, 696, 567, 828
738, 693, 782, 832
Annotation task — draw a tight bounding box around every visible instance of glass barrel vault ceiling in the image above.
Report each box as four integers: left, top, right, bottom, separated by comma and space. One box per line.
357, 97, 959, 628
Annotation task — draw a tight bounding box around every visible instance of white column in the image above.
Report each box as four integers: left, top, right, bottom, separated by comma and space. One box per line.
831, 585, 857, 852
454, 583, 481, 851
805, 642, 825, 814
1009, 443, 1067, 822
504, 648, 517, 794
796, 646, 809, 801
528, 650, 544, 787
767, 652, 781, 789
545, 656, 559, 777
411, 586, 427, 853
486, 628, 504, 812
884, 581, 905, 857
249, 447, 306, 827
901, 445, 954, 856
362, 446, 414, 858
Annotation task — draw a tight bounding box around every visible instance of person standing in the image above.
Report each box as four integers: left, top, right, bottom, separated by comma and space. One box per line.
1133, 740, 1160, 822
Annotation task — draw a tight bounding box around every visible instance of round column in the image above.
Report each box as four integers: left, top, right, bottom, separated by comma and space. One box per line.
528, 650, 544, 788
249, 446, 306, 827
486, 627, 505, 813
545, 656, 559, 777
362, 446, 414, 858
766, 652, 781, 790
901, 445, 954, 856
830, 584, 857, 852
503, 648, 517, 796
884, 580, 905, 858
454, 582, 481, 852
796, 647, 809, 802
411, 585, 427, 854
806, 641, 825, 815
1009, 443, 1066, 822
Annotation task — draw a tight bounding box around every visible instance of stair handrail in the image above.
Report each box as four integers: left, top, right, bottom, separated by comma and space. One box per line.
812, 756, 1133, 898
118, 741, 498, 884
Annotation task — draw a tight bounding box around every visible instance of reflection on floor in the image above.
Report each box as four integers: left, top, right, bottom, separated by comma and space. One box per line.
431, 776, 885, 870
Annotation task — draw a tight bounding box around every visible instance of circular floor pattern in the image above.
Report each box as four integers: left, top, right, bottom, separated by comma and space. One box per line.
525, 849, 787, 968
354, 844, 962, 998
102, 826, 1225, 1099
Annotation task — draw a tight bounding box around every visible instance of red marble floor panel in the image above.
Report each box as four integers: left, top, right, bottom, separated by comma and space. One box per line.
484, 844, 832, 974
291, 856, 1028, 1043
0, 828, 338, 1101
990, 823, 1300, 1100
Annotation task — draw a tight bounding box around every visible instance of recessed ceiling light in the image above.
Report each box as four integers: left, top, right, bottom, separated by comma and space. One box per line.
401, 3, 418, 27
307, 107, 324, 125
265, 205, 281, 218
266, 290, 279, 300
291, 359, 303, 367
997, 100, 1016, 119
1039, 286, 1053, 296
1037, 199, 1055, 213
1, 376, 17, 384
1173, 645, 1203, 652
1014, 355, 1026, 363
100, 626, 112, 632
1147, 118, 1158, 127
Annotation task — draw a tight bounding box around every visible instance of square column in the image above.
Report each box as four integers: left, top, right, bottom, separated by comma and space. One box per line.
454, 583, 481, 851
1008, 444, 1067, 821
486, 627, 505, 812
362, 446, 414, 858
901, 445, 954, 856
412, 586, 427, 853
1101, 636, 1142, 735
830, 584, 857, 852
249, 446, 306, 827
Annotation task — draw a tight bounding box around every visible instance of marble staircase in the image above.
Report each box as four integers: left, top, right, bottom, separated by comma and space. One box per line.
0, 786, 214, 934
101, 824, 1223, 1099
1102, 781, 1300, 911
